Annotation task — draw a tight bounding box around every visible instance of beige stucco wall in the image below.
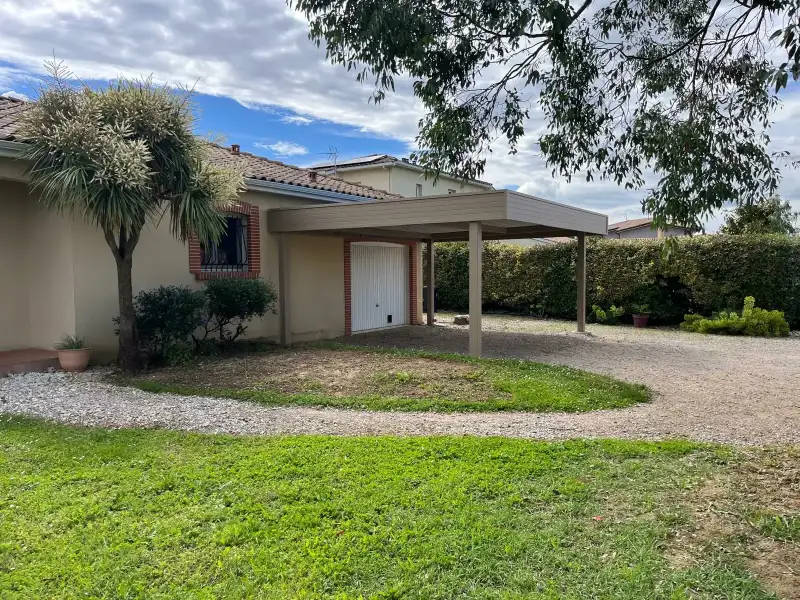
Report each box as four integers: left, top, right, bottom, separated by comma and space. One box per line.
27, 203, 76, 349
69, 189, 346, 359
0, 182, 32, 350
389, 166, 490, 197
0, 180, 76, 351
333, 168, 392, 195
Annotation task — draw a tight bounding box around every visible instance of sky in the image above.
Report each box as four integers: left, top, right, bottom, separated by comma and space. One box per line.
0, 0, 798, 230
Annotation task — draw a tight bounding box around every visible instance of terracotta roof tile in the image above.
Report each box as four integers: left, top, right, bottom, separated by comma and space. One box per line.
204, 144, 399, 200
607, 217, 654, 232
0, 96, 400, 201
0, 95, 30, 141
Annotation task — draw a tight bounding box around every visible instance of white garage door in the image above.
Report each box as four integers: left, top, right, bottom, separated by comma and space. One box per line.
351, 243, 409, 332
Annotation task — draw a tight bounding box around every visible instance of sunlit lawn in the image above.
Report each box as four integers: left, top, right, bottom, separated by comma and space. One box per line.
1, 417, 797, 599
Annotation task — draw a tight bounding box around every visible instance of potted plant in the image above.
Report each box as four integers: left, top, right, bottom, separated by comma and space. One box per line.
54, 334, 91, 372
630, 304, 650, 328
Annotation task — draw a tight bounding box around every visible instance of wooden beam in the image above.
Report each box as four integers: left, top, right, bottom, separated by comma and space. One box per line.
469, 221, 483, 356
576, 232, 586, 333
426, 239, 435, 326
278, 234, 292, 345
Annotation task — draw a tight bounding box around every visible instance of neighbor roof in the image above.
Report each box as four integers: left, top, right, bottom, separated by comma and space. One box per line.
607, 217, 655, 232
312, 153, 494, 188
0, 96, 399, 201
0, 95, 29, 142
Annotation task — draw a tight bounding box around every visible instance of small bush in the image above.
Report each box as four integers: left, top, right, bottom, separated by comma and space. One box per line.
200, 278, 278, 344
591, 304, 625, 325
131, 286, 207, 361
680, 297, 790, 337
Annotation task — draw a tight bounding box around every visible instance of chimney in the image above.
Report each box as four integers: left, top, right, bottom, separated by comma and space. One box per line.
231, 144, 240, 154
309, 171, 318, 183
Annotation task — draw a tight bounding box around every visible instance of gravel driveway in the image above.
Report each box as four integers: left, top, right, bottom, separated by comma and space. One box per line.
2, 315, 798, 445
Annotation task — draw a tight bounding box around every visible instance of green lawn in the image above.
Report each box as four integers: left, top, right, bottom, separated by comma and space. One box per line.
116, 344, 650, 413
2, 417, 796, 599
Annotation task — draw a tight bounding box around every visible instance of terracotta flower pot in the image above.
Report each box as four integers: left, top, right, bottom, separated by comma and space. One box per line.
632, 314, 650, 328
57, 348, 91, 372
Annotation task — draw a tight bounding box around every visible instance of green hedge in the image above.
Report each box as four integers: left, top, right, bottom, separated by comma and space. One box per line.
425, 236, 800, 327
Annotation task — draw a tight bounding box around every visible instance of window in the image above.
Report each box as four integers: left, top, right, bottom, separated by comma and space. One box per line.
447, 189, 456, 195
189, 201, 260, 280
415, 183, 423, 197
201, 215, 249, 272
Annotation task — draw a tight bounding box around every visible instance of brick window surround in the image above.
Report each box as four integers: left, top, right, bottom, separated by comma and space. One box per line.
189, 202, 261, 280
344, 239, 419, 335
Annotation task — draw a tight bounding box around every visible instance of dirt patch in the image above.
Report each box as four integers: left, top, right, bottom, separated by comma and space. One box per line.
665, 449, 800, 598
347, 316, 800, 445
142, 348, 510, 403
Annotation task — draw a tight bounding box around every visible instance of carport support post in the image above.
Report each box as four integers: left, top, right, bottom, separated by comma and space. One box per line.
426, 239, 435, 326
469, 221, 483, 356
576, 232, 586, 333
278, 234, 291, 346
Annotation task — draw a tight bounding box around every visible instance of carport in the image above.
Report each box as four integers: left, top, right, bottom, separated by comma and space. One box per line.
268, 189, 607, 356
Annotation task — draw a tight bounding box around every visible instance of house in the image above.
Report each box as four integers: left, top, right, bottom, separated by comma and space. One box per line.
0, 95, 606, 368
607, 217, 693, 239
312, 154, 493, 197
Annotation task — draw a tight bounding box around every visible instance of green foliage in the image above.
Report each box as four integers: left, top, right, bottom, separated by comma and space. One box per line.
720, 195, 799, 235
591, 304, 625, 325
120, 344, 650, 413
20, 61, 243, 245
680, 297, 790, 337
427, 236, 800, 328
124, 280, 278, 364
292, 0, 799, 230
0, 417, 783, 599
200, 278, 278, 343
20, 60, 244, 372
54, 334, 88, 350
130, 286, 206, 361
754, 512, 800, 541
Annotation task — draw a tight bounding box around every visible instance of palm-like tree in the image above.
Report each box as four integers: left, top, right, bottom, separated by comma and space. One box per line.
20, 63, 243, 372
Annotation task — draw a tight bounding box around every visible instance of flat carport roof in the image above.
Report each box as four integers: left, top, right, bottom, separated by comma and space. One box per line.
267, 189, 607, 241
267, 189, 607, 356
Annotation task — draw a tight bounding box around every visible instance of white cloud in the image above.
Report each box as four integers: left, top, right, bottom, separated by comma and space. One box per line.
255, 140, 309, 156
281, 115, 314, 125
0, 90, 30, 101
0, 0, 796, 225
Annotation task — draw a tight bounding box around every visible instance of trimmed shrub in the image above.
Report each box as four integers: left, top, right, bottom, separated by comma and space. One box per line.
129, 286, 206, 362
591, 304, 625, 325
680, 297, 790, 337
200, 278, 278, 344
426, 235, 800, 327
122, 279, 278, 364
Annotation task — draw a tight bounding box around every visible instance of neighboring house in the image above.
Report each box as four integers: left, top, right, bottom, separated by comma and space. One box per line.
607, 217, 693, 239
312, 154, 493, 197
0, 96, 607, 366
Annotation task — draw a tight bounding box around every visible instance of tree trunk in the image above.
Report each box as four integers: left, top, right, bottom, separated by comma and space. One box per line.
105, 226, 142, 373
115, 254, 141, 373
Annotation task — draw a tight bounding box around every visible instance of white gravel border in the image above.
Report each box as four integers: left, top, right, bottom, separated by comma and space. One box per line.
2, 317, 798, 446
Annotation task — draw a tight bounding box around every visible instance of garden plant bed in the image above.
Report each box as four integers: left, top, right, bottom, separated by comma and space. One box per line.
1, 417, 797, 599
115, 344, 649, 413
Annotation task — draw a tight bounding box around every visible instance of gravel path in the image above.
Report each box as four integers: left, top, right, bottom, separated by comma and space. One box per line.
2, 316, 798, 445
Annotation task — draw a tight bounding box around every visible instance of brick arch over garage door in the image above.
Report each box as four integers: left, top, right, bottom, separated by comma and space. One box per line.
343, 239, 419, 335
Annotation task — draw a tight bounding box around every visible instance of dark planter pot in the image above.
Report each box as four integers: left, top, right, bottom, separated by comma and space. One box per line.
632, 314, 650, 328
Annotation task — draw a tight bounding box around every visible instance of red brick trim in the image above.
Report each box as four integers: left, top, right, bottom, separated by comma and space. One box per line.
344, 238, 420, 336
189, 201, 261, 280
